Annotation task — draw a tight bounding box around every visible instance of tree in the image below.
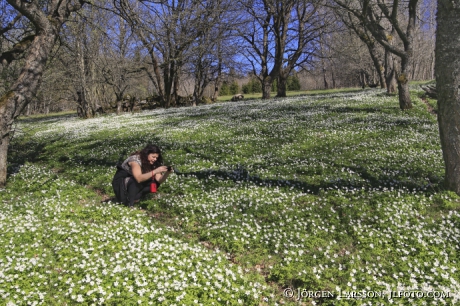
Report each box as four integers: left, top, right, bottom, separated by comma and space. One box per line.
240, 0, 317, 99
411, 0, 436, 81
336, 11, 387, 89
229, 81, 240, 95
239, 0, 285, 99
436, 0, 460, 194
287, 74, 301, 90
251, 77, 262, 93
308, 29, 361, 88
242, 83, 252, 94
64, 6, 100, 118
220, 82, 230, 96
0, 0, 88, 187
186, 0, 238, 105
36, 1, 113, 118
98, 16, 144, 114
276, 1, 330, 97
332, 0, 420, 110
240, 0, 329, 98
114, 0, 215, 108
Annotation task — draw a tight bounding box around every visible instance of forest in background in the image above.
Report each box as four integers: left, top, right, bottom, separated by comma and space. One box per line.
0, 0, 436, 116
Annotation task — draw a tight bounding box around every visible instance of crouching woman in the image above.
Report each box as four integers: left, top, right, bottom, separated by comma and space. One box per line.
112, 144, 172, 207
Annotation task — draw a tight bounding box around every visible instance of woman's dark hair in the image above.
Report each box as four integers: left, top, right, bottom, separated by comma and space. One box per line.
130, 144, 163, 173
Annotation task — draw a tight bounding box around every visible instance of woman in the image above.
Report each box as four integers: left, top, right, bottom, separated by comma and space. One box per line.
112, 144, 172, 207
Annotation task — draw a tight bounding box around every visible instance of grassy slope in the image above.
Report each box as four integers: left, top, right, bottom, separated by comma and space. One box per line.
216, 88, 364, 102
2, 87, 459, 305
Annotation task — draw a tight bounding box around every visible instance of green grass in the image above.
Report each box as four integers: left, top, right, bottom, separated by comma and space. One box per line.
1, 88, 459, 305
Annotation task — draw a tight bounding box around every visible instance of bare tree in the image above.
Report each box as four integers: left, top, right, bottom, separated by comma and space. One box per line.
113, 0, 213, 108
98, 16, 144, 114
54, 3, 147, 116
412, 0, 436, 81
0, 0, 88, 187
189, 34, 221, 105
65, 8, 100, 118
312, 28, 376, 89
239, 0, 282, 99
331, 0, 419, 110
276, 0, 329, 97
30, 3, 105, 118
318, 34, 330, 89
336, 11, 387, 89
239, 0, 330, 99
436, 0, 460, 194
185, 0, 239, 105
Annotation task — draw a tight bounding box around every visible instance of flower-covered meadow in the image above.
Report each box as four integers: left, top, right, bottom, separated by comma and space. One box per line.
1, 89, 459, 305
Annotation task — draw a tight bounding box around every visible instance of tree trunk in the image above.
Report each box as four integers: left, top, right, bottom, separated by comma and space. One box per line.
396, 56, 413, 109
76, 37, 93, 118
385, 52, 398, 94
0, 1, 86, 187
412, 61, 418, 80
76, 90, 91, 118
323, 68, 329, 89
211, 85, 219, 102
360, 70, 368, 88
172, 71, 180, 107
0, 32, 57, 186
192, 85, 199, 107
436, 0, 460, 194
277, 73, 287, 98
193, 62, 202, 106
163, 60, 175, 108
211, 54, 223, 102
0, 134, 9, 187
386, 70, 397, 94
331, 69, 336, 89
262, 77, 272, 99
367, 44, 386, 89
114, 92, 123, 115
116, 101, 122, 115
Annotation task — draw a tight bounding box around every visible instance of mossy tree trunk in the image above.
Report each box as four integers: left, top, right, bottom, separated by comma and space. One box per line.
367, 44, 386, 89
385, 53, 398, 94
397, 56, 413, 110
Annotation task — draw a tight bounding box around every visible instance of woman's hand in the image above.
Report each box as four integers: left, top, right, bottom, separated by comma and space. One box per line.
154, 166, 169, 174
130, 163, 173, 184
154, 166, 173, 184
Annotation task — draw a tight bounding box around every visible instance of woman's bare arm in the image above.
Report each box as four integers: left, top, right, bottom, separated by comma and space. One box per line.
130, 162, 168, 183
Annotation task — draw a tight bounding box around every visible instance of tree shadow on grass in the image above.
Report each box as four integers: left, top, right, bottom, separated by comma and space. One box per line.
9, 132, 167, 170
17, 113, 77, 124
7, 135, 66, 177
172, 164, 443, 196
